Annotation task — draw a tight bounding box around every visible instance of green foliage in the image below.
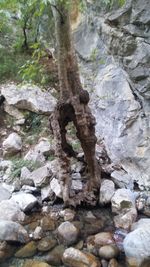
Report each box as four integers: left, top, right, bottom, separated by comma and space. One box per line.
0, 48, 29, 82
11, 158, 41, 178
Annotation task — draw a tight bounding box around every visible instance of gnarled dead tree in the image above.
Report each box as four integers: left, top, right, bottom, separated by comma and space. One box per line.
50, 0, 101, 206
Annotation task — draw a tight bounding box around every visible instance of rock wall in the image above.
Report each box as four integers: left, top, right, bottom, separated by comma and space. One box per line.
74, 0, 150, 190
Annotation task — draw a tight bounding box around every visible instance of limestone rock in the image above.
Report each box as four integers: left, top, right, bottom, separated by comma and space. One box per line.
123, 219, 150, 266
2, 132, 22, 156
111, 189, 137, 214
99, 179, 115, 205
0, 185, 11, 202
50, 178, 62, 198
34, 138, 54, 157
0, 220, 29, 243
29, 166, 52, 188
1, 83, 56, 115
62, 247, 100, 267
113, 208, 137, 230
111, 170, 134, 190
0, 199, 26, 222
57, 221, 79, 246
11, 192, 38, 212
24, 149, 45, 164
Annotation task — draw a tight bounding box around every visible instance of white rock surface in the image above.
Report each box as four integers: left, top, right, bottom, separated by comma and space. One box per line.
99, 179, 115, 205
1, 83, 56, 114
111, 189, 137, 214
0, 185, 11, 202
123, 218, 150, 266
0, 199, 26, 222
29, 166, 52, 188
11, 192, 38, 212
50, 178, 62, 198
0, 220, 29, 243
2, 133, 22, 156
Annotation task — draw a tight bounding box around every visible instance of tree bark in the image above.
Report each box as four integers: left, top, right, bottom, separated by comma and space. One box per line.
50, 0, 101, 206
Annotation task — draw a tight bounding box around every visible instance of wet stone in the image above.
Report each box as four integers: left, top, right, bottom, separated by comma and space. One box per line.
57, 221, 79, 246
37, 236, 57, 252
15, 241, 37, 258
98, 245, 119, 260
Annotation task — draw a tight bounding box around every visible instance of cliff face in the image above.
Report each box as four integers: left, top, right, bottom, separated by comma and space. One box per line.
74, 0, 150, 190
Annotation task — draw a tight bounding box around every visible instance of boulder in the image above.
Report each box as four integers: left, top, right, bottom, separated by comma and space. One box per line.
62, 247, 100, 267
15, 241, 37, 258
0, 185, 11, 202
34, 138, 54, 157
29, 165, 52, 188
99, 179, 115, 205
24, 149, 45, 164
50, 178, 62, 198
113, 207, 137, 230
98, 245, 119, 260
1, 83, 56, 115
2, 132, 22, 156
37, 237, 57, 252
111, 189, 137, 214
57, 221, 79, 246
123, 218, 150, 266
0, 220, 29, 243
111, 170, 134, 189
0, 199, 26, 222
11, 192, 38, 212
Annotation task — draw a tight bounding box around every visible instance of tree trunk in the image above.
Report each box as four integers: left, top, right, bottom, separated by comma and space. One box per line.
50, 0, 101, 206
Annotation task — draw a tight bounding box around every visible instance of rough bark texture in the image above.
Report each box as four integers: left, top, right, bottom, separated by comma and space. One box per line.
50, 1, 101, 206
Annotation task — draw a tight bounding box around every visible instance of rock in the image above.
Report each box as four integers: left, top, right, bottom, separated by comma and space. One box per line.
0, 241, 15, 263
113, 208, 137, 230
57, 221, 79, 246
71, 179, 83, 191
20, 167, 31, 180
41, 185, 53, 201
21, 185, 38, 194
50, 178, 62, 198
0, 220, 29, 243
111, 170, 134, 189
60, 209, 76, 221
111, 189, 137, 214
1, 182, 15, 193
34, 138, 54, 157
23, 260, 52, 267
0, 185, 11, 202
2, 132, 22, 156
4, 103, 25, 120
37, 237, 57, 252
40, 216, 55, 231
11, 192, 38, 212
62, 247, 100, 267
131, 218, 150, 231
33, 226, 43, 240
15, 241, 37, 258
123, 218, 150, 266
43, 245, 65, 266
0, 199, 26, 222
98, 245, 119, 260
1, 83, 56, 115
94, 232, 114, 247
24, 149, 45, 164
99, 179, 115, 205
108, 258, 119, 267
29, 166, 52, 188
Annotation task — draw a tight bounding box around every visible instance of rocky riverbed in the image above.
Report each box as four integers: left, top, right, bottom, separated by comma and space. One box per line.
0, 83, 150, 267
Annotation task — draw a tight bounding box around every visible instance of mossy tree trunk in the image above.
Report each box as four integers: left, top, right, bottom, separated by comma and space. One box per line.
50, 0, 101, 206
